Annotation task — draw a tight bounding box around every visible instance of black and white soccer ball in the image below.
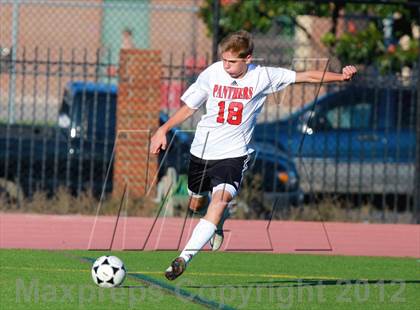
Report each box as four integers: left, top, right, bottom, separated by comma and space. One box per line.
91, 256, 126, 288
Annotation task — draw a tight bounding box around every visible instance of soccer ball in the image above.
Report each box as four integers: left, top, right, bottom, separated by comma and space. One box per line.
91, 256, 126, 288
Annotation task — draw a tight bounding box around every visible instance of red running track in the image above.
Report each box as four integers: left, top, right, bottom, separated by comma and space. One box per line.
0, 213, 419, 258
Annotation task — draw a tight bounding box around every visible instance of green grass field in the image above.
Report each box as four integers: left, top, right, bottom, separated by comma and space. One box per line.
0, 249, 419, 309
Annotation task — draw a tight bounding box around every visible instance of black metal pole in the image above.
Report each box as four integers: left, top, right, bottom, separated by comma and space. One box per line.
415, 5, 420, 224
212, 0, 221, 63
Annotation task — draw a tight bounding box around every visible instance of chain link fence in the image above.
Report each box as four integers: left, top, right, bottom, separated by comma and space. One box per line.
0, 0, 419, 222
0, 0, 211, 60
0, 0, 212, 122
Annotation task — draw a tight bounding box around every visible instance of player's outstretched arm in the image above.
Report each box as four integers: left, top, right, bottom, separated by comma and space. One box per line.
150, 104, 196, 155
295, 65, 357, 83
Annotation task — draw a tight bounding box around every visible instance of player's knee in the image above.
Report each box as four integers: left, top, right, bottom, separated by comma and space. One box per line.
209, 198, 229, 210
212, 184, 236, 200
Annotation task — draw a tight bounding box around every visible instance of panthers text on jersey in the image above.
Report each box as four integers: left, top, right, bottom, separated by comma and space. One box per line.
181, 61, 296, 160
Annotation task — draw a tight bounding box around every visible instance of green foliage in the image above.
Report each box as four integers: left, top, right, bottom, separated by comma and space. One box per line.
344, 3, 410, 17
200, 0, 420, 74
321, 4, 419, 74
322, 21, 420, 74
377, 36, 420, 73
321, 22, 385, 66
199, 0, 331, 38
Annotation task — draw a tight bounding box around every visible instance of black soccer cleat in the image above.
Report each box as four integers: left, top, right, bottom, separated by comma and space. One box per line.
164, 257, 186, 281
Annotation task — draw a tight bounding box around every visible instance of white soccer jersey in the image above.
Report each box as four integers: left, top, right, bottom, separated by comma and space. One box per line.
181, 61, 296, 160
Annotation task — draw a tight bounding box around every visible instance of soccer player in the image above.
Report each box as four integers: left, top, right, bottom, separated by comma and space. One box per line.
150, 30, 357, 280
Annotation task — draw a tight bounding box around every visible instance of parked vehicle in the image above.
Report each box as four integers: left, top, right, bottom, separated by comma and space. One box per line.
0, 82, 190, 198
247, 141, 303, 204
254, 84, 417, 195
0, 81, 302, 203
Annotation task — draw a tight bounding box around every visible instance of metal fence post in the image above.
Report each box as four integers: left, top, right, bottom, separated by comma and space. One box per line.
7, 0, 19, 124
415, 4, 420, 224
212, 0, 221, 63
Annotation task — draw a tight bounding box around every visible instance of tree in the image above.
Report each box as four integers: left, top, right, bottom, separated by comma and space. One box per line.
199, 0, 420, 74
200, 0, 331, 41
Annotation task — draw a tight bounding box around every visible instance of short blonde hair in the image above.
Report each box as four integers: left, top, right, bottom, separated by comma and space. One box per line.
218, 30, 254, 58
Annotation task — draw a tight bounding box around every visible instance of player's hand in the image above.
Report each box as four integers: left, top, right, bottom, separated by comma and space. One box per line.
150, 128, 167, 155
342, 65, 357, 81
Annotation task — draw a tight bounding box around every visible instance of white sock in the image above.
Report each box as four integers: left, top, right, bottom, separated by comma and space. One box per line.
180, 218, 216, 264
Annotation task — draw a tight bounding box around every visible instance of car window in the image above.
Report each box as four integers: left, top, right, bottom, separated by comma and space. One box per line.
378, 90, 396, 129
319, 102, 372, 130
308, 87, 416, 132
400, 90, 417, 129
74, 92, 117, 140
377, 89, 416, 130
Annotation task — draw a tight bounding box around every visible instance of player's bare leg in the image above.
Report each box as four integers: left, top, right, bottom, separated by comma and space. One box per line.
205, 190, 232, 251
188, 194, 229, 250
187, 194, 227, 251
203, 190, 232, 224
210, 203, 232, 251
188, 193, 230, 251
165, 190, 231, 280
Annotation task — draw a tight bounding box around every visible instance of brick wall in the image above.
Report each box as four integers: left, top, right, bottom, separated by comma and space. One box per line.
113, 50, 161, 198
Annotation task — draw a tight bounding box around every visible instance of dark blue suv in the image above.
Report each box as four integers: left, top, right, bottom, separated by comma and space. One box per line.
254, 84, 417, 195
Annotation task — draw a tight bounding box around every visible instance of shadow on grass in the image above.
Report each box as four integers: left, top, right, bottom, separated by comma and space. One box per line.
117, 285, 148, 289
185, 279, 420, 289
